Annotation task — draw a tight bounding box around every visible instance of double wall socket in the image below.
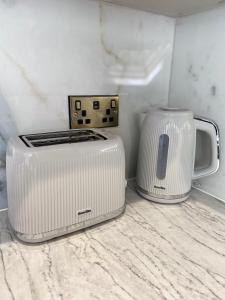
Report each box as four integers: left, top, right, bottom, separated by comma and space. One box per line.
68, 95, 119, 129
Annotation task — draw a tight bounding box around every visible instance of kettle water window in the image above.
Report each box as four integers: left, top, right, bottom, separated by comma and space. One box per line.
156, 134, 169, 180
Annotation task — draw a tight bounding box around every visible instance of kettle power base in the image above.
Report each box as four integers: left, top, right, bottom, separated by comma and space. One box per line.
136, 186, 190, 204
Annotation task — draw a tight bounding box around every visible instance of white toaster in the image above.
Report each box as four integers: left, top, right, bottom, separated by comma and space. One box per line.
6, 129, 126, 242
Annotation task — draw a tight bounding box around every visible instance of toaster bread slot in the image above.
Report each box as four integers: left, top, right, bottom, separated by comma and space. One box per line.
20, 130, 107, 147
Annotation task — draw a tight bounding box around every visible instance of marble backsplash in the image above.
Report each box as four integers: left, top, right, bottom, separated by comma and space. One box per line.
169, 6, 225, 202
0, 168, 6, 210
0, 0, 175, 209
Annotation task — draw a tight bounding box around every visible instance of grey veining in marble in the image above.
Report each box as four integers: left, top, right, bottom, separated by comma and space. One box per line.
0, 0, 175, 180
1, 186, 225, 299
169, 6, 225, 202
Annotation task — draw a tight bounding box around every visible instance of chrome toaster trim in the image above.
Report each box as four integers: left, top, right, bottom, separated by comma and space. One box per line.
12, 205, 125, 243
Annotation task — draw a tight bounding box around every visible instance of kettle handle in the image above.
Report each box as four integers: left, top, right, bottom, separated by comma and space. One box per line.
192, 117, 220, 180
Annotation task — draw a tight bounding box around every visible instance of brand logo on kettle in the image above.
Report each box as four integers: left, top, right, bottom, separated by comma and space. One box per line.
154, 185, 166, 190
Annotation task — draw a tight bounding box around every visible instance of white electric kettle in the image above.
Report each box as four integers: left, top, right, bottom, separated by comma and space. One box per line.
136, 107, 219, 204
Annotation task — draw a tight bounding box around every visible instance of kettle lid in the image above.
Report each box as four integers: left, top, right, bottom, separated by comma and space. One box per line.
159, 107, 190, 113
152, 107, 193, 118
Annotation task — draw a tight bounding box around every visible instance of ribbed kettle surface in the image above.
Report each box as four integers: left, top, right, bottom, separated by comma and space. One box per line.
137, 108, 195, 200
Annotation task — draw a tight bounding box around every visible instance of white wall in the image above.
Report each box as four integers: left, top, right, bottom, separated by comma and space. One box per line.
0, 0, 175, 209
170, 6, 225, 201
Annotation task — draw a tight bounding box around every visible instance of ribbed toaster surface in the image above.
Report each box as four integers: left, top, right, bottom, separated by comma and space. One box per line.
6, 130, 126, 242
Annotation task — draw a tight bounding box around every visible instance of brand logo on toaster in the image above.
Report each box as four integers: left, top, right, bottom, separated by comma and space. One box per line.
77, 209, 92, 215
154, 185, 166, 190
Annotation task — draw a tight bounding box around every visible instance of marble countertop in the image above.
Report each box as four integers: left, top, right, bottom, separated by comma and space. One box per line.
1, 186, 225, 300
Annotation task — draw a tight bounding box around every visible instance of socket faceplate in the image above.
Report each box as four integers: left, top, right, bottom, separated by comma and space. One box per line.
68, 95, 119, 129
